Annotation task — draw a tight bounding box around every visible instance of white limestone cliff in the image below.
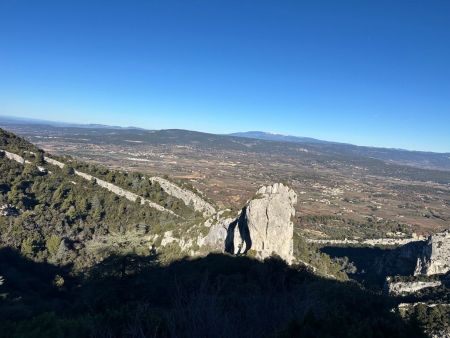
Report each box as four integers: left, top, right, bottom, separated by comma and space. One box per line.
149, 176, 216, 217
414, 230, 450, 276
222, 183, 297, 263
0, 150, 178, 217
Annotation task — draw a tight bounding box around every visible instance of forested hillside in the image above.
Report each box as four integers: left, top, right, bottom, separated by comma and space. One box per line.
0, 128, 203, 270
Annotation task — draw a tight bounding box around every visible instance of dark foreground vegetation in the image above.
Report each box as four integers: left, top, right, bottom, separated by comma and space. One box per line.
0, 249, 426, 338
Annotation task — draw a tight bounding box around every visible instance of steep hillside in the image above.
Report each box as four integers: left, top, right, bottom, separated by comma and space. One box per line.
0, 128, 352, 274
0, 128, 208, 269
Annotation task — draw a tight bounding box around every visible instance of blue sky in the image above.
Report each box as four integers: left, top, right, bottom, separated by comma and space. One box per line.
0, 1, 449, 152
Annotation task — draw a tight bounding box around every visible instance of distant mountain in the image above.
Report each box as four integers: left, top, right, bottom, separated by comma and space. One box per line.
1, 116, 449, 172
230, 130, 450, 171
229, 131, 328, 144
0, 115, 141, 130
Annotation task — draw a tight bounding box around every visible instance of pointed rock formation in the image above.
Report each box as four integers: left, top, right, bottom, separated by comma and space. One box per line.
218, 183, 297, 263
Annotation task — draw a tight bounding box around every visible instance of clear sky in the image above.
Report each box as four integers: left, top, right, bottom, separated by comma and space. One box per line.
0, 1, 449, 152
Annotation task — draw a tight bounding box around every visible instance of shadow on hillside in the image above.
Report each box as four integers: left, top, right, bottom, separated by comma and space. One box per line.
0, 247, 426, 338
0, 247, 74, 321
321, 241, 426, 287
225, 207, 251, 254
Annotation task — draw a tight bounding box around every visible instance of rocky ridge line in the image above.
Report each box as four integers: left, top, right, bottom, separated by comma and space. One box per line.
307, 235, 426, 247
0, 150, 178, 216
1, 149, 46, 172
45, 157, 179, 217
149, 176, 216, 217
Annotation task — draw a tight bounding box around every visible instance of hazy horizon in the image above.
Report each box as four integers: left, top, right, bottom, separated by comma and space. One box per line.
2, 113, 450, 154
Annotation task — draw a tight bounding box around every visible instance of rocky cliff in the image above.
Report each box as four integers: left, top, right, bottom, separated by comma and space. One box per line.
217, 183, 297, 263
200, 211, 236, 250
415, 230, 450, 276
14, 153, 178, 216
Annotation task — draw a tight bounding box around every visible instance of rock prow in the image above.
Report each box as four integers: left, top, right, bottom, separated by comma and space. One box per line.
228, 183, 297, 263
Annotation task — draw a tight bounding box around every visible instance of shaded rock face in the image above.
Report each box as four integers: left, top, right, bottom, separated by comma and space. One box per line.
225, 183, 297, 263
415, 230, 450, 276
322, 241, 426, 287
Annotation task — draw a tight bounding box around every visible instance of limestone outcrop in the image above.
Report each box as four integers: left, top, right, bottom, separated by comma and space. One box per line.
415, 230, 450, 276
44, 156, 178, 216
224, 183, 297, 263
200, 212, 236, 250
386, 278, 442, 295
1, 151, 178, 216
0, 150, 26, 164
149, 176, 216, 217
0, 204, 19, 216
307, 234, 426, 247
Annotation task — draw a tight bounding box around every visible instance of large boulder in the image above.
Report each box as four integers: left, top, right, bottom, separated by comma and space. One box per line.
225, 183, 297, 263
200, 215, 236, 250
414, 230, 450, 276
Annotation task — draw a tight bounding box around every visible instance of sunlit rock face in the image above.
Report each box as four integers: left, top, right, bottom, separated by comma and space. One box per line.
149, 176, 216, 217
200, 214, 236, 250
386, 278, 442, 295
227, 183, 297, 263
415, 230, 450, 276
201, 183, 297, 263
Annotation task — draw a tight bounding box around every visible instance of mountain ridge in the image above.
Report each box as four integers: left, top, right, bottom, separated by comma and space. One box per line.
2, 115, 448, 155
230, 130, 450, 155
2, 116, 450, 172
229, 131, 329, 145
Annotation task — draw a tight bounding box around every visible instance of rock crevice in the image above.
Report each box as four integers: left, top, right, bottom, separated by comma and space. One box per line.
208, 183, 297, 263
